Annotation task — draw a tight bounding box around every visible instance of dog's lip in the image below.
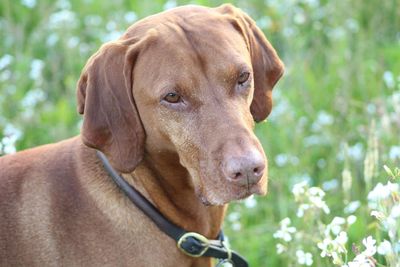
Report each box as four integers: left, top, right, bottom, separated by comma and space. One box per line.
231, 178, 268, 200
236, 183, 263, 199
217, 181, 266, 203
196, 172, 268, 205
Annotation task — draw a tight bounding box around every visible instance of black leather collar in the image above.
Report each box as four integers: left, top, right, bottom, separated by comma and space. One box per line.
97, 151, 248, 267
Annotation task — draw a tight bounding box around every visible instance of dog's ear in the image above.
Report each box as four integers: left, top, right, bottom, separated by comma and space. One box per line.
77, 38, 145, 173
217, 4, 285, 122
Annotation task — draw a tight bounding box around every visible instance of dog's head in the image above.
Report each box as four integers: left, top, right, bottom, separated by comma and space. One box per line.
77, 4, 284, 205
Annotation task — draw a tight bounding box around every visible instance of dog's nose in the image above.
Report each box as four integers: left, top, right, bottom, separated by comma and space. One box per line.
224, 151, 265, 186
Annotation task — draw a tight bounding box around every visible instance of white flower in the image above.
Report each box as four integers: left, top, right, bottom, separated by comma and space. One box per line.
309, 194, 330, 214
389, 146, 400, 160
292, 180, 308, 198
319, 202, 330, 214
276, 243, 286, 254
294, 184, 330, 217
335, 232, 348, 246
387, 181, 400, 194
21, 88, 46, 113
347, 215, 357, 225
368, 183, 388, 202
228, 212, 242, 231
362, 236, 377, 257
345, 18, 359, 32
317, 237, 332, 257
308, 187, 326, 197
21, 0, 36, 8
370, 210, 385, 220
304, 134, 329, 146
244, 195, 257, 208
332, 232, 348, 254
368, 182, 399, 208
329, 217, 346, 235
318, 231, 348, 260
297, 204, 310, 217
344, 201, 361, 214
0, 54, 13, 70
273, 217, 297, 242
322, 179, 339, 191
383, 70, 395, 88
296, 250, 313, 266
317, 110, 334, 125
48, 9, 77, 29
394, 240, 400, 253
1, 124, 23, 154
231, 222, 241, 231
389, 204, 400, 218
163, 0, 177, 10
227, 212, 240, 222
377, 239, 392, 255
348, 143, 364, 160
124, 11, 137, 23
385, 217, 397, 239
331, 251, 343, 265
29, 59, 44, 80
346, 253, 375, 267
293, 10, 306, 25
275, 153, 289, 167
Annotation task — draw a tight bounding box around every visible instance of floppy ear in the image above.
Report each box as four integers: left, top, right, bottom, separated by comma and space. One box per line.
217, 4, 285, 122
77, 39, 145, 173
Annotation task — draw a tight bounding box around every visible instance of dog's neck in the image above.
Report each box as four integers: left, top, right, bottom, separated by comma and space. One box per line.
126, 150, 227, 239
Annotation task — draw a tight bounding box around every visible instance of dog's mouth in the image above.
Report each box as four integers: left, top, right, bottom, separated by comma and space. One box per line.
197, 176, 268, 206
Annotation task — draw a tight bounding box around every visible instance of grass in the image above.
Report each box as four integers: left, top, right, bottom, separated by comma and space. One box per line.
1, 0, 399, 266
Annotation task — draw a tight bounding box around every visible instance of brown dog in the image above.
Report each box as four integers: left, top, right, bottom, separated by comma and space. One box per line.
0, 4, 283, 266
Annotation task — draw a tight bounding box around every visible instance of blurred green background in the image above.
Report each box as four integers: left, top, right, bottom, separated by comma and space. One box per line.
1, 0, 399, 266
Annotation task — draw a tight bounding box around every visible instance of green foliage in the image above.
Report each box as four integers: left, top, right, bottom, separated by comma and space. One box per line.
1, 0, 399, 266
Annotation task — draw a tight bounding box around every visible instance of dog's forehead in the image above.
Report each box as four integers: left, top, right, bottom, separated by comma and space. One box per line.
132, 5, 225, 29
125, 5, 247, 54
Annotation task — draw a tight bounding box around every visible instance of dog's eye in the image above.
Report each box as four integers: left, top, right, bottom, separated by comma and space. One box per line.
238, 72, 250, 85
163, 92, 181, 103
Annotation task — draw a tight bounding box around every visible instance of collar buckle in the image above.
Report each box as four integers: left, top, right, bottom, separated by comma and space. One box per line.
177, 232, 210, 257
